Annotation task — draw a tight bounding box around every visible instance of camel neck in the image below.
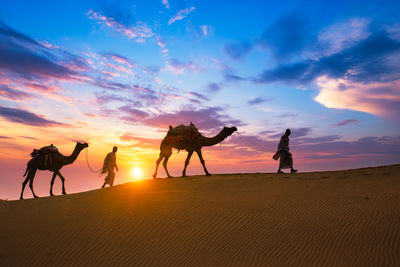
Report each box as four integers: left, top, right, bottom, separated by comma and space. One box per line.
199, 130, 227, 147
64, 146, 81, 165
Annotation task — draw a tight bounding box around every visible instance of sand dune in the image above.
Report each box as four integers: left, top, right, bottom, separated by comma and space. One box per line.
0, 164, 399, 266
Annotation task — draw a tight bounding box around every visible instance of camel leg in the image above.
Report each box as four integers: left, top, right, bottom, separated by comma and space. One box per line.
50, 172, 57, 196
20, 174, 30, 200
182, 150, 194, 177
57, 171, 67, 195
163, 154, 173, 178
28, 169, 39, 198
153, 154, 165, 179
196, 149, 211, 176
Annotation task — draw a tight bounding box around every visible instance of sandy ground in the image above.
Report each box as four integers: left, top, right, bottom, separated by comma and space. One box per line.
0, 164, 399, 266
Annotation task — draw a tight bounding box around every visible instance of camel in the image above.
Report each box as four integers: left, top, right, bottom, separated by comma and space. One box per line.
153, 126, 237, 178
20, 142, 88, 199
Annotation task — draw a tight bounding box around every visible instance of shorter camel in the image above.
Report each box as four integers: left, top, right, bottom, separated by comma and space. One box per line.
20, 142, 88, 199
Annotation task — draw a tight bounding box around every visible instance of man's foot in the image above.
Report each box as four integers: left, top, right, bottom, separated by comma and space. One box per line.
291, 169, 298, 173
277, 170, 284, 174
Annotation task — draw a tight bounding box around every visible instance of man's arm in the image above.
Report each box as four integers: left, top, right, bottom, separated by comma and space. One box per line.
114, 156, 118, 171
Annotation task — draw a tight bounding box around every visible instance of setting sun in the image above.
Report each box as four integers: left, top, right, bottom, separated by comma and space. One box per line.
131, 166, 144, 180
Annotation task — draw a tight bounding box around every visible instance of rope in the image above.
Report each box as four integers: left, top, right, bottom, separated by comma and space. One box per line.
85, 148, 103, 174
235, 131, 273, 153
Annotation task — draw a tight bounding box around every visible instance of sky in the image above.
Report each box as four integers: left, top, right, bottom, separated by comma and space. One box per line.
1, 0, 400, 199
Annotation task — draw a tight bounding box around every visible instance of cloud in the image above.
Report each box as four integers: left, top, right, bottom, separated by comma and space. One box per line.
206, 82, 222, 93
165, 58, 201, 74
95, 92, 143, 106
278, 112, 298, 118
290, 127, 313, 138
168, 7, 195, 25
0, 29, 77, 81
0, 20, 43, 47
19, 135, 39, 140
255, 27, 400, 120
270, 127, 313, 139
258, 130, 276, 135
332, 119, 361, 127
315, 18, 370, 58
119, 105, 150, 123
315, 77, 400, 121
295, 135, 400, 160
102, 52, 136, 68
162, 0, 170, 9
296, 135, 341, 144
188, 91, 209, 102
225, 41, 254, 60
87, 9, 154, 41
224, 72, 246, 82
259, 12, 313, 60
257, 30, 400, 85
119, 133, 160, 147
0, 20, 90, 101
92, 79, 133, 91
142, 106, 244, 131
200, 25, 212, 37
247, 97, 273, 105
0, 106, 65, 127
0, 84, 34, 100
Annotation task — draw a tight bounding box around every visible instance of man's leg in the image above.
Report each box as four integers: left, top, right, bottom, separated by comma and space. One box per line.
277, 151, 284, 173
109, 170, 115, 186
102, 171, 110, 188
290, 153, 297, 173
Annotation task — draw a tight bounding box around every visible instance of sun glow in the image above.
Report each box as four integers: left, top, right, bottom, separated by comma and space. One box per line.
131, 166, 144, 180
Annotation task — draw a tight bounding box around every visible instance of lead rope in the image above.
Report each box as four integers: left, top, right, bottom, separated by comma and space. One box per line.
85, 148, 103, 175
235, 131, 273, 153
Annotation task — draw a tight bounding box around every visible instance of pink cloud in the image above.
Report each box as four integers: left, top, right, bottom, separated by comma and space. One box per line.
314, 76, 400, 121
102, 53, 136, 69
162, 0, 170, 9
164, 58, 201, 74
87, 9, 154, 40
200, 25, 213, 37
0, 84, 34, 101
168, 7, 195, 25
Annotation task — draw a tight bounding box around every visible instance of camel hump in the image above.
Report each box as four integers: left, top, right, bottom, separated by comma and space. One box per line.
30, 144, 59, 157
168, 123, 198, 136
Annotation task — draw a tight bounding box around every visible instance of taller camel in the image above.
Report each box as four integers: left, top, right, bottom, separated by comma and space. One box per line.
20, 142, 88, 199
153, 126, 237, 178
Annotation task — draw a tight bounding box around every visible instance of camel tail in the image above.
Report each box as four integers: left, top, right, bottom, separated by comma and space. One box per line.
23, 167, 28, 177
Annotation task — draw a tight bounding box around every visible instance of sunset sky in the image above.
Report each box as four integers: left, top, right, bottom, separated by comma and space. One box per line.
1, 0, 400, 199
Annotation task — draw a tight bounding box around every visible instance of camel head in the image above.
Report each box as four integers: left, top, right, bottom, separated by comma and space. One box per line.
76, 142, 89, 151
222, 126, 238, 137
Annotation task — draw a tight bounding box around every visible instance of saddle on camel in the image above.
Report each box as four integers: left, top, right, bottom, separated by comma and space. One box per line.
165, 122, 200, 149
30, 144, 60, 169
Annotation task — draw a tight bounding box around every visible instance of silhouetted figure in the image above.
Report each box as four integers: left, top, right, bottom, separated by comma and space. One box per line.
101, 146, 118, 188
153, 122, 237, 178
273, 129, 298, 173
20, 142, 89, 199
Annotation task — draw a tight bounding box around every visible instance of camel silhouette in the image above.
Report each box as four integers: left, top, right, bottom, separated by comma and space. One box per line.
20, 142, 88, 199
153, 126, 237, 178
